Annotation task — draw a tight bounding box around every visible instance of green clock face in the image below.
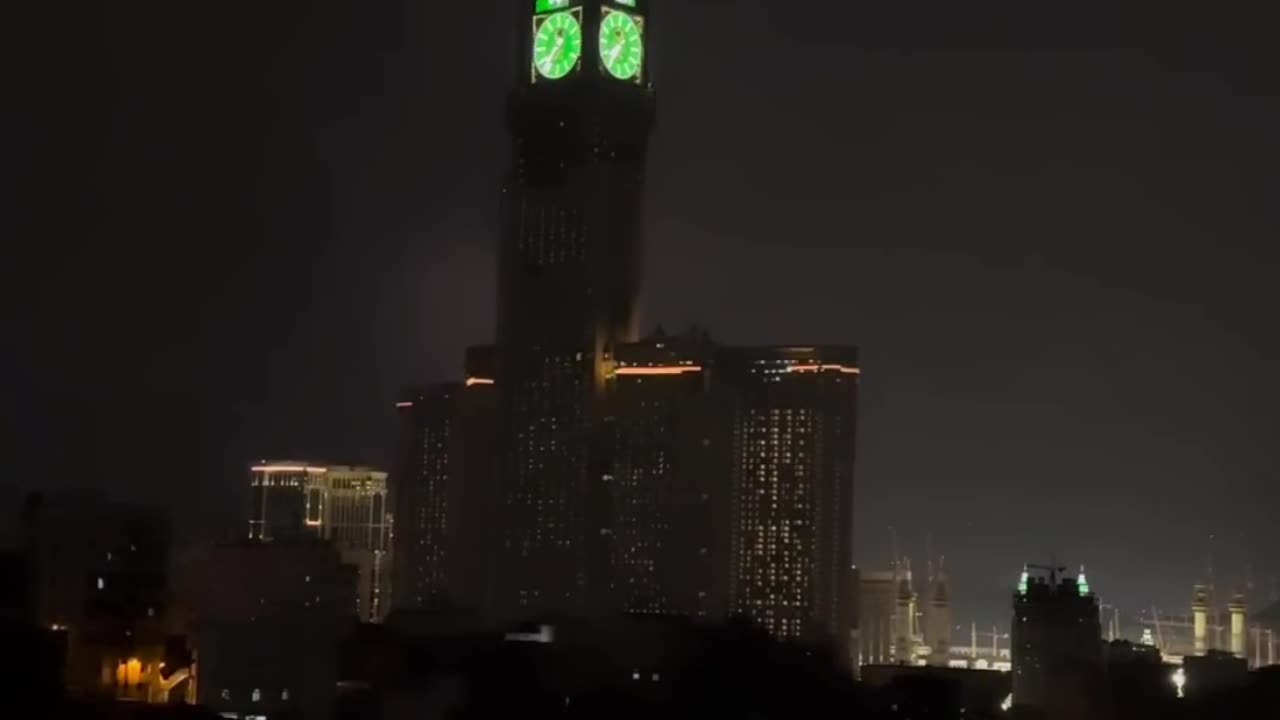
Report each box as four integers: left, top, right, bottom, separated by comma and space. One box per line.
599, 9, 643, 81
532, 11, 582, 80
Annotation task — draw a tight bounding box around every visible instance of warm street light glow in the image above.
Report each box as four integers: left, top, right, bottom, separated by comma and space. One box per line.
786, 364, 860, 375
466, 377, 496, 386
251, 465, 328, 473
1172, 667, 1186, 698
614, 366, 703, 376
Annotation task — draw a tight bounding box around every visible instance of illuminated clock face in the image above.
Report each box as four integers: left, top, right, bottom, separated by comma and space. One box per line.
598, 9, 643, 81
532, 11, 582, 80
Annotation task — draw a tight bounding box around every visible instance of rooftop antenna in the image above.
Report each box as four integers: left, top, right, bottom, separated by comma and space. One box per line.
890, 526, 900, 573
925, 532, 934, 583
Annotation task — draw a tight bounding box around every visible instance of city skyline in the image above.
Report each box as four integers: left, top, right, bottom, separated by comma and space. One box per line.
9, 0, 1280, 635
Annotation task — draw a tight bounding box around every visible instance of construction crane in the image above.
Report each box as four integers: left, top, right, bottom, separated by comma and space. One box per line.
966, 621, 1009, 660
1098, 603, 1121, 642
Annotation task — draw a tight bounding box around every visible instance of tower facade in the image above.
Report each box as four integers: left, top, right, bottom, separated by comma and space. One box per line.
1011, 566, 1102, 710
1229, 593, 1246, 659
721, 346, 859, 643
924, 566, 952, 666
893, 569, 917, 663
392, 387, 459, 613
392, 347, 499, 615
1192, 584, 1210, 655
607, 330, 728, 619
858, 570, 901, 666
495, 0, 656, 618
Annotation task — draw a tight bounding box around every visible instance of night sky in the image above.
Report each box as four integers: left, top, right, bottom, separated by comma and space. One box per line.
9, 1, 1280, 629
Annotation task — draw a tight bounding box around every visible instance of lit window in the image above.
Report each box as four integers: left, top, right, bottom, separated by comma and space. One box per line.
252, 688, 261, 702
97, 577, 105, 590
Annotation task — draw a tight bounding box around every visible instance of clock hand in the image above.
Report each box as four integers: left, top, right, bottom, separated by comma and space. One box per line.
608, 42, 623, 66
541, 36, 565, 73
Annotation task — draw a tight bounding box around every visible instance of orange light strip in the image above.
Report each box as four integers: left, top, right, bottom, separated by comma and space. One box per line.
251, 465, 328, 473
466, 377, 495, 387
395, 401, 414, 408
786, 364, 861, 375
614, 365, 704, 376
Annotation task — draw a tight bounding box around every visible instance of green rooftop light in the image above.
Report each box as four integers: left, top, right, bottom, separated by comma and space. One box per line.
1017, 566, 1029, 596
535, 0, 570, 13
1077, 566, 1090, 596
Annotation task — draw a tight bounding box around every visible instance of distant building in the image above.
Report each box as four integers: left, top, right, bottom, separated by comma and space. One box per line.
179, 539, 356, 720
859, 570, 904, 666
392, 354, 499, 618
20, 491, 182, 699
720, 346, 858, 645
248, 462, 392, 621
607, 330, 728, 619
1011, 565, 1102, 711
924, 565, 952, 666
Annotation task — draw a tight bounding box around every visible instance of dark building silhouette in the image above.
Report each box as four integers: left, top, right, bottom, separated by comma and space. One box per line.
860, 664, 1011, 718
20, 491, 177, 698
720, 346, 859, 645
493, 0, 655, 619
1011, 565, 1102, 712
177, 539, 356, 720
607, 329, 728, 619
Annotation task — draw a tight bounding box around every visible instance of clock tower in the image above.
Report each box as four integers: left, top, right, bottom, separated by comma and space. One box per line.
494, 0, 655, 619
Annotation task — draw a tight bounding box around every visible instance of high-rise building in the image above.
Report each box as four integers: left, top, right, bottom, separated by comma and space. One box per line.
607, 330, 728, 619
494, 0, 656, 618
1011, 565, 1102, 710
393, 384, 461, 613
248, 462, 392, 621
392, 350, 499, 616
720, 346, 859, 644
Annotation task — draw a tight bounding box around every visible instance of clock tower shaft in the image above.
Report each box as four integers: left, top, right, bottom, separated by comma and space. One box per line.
494, 0, 655, 619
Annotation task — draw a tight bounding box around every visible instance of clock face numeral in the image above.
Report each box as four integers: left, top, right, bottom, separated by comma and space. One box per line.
599, 9, 643, 81
532, 11, 583, 80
